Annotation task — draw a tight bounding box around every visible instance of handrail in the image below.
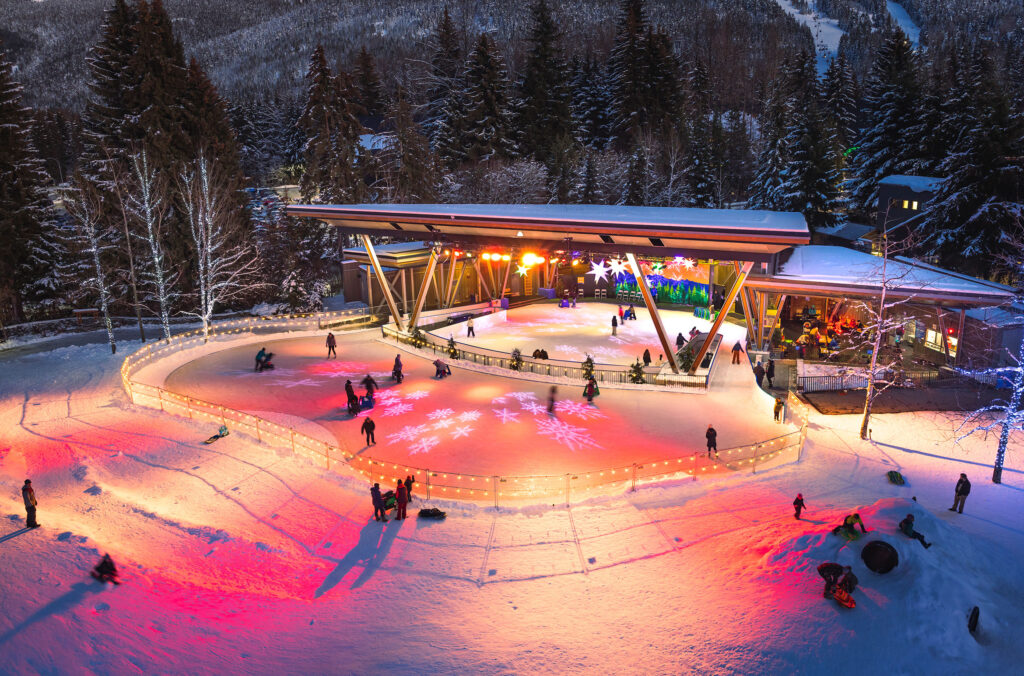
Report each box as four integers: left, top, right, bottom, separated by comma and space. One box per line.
120, 309, 808, 505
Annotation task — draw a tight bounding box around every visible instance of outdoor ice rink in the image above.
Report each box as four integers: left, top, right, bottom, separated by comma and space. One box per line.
163, 314, 776, 479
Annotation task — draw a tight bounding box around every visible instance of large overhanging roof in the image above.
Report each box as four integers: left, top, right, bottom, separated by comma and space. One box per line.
746, 245, 1014, 307
286, 203, 810, 261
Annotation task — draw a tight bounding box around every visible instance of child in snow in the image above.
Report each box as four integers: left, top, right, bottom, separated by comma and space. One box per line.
731, 341, 744, 364
91, 553, 118, 583
899, 514, 932, 549
774, 398, 785, 422
705, 424, 717, 457
793, 493, 805, 519
817, 562, 844, 598
834, 513, 868, 538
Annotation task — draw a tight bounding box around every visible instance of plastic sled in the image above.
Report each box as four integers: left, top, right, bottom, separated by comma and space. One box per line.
203, 427, 229, 444
832, 587, 855, 608
359, 396, 374, 410
90, 570, 120, 585
418, 507, 447, 519
887, 470, 905, 485
382, 491, 396, 511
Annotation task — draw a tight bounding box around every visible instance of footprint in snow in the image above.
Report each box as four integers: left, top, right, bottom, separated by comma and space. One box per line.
94, 602, 110, 612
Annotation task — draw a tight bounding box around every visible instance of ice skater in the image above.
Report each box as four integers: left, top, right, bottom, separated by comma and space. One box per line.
774, 397, 785, 422
618, 305, 624, 320
705, 424, 717, 457
676, 332, 685, 350
583, 377, 599, 403
627, 304, 636, 320
467, 317, 475, 337
371, 483, 387, 522
361, 416, 376, 445
22, 479, 39, 528
548, 385, 557, 414
361, 373, 378, 398
392, 354, 403, 383
395, 480, 408, 520
793, 493, 805, 519
950, 473, 970, 513
642, 349, 652, 367
731, 340, 744, 364
766, 358, 775, 388
326, 332, 337, 358
754, 361, 765, 387
611, 315, 618, 336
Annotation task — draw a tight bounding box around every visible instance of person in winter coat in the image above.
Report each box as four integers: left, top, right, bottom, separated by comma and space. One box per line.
361, 374, 378, 398
360, 416, 376, 445
611, 315, 618, 336
731, 341, 744, 364
817, 562, 845, 598
774, 398, 785, 422
899, 514, 932, 548
345, 380, 358, 413
838, 567, 858, 594
628, 304, 636, 320
467, 317, 475, 337
392, 355, 403, 382
22, 479, 39, 528
753, 361, 766, 387
950, 473, 971, 513
395, 480, 408, 520
837, 513, 868, 538
766, 359, 776, 388
584, 377, 599, 403
618, 305, 624, 320
642, 349, 652, 367
371, 483, 387, 522
706, 424, 717, 457
793, 493, 805, 519
548, 385, 557, 414
255, 347, 268, 372
404, 476, 414, 503
676, 332, 685, 350
326, 332, 337, 358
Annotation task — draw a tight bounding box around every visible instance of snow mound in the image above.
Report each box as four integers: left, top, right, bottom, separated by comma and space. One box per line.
758, 498, 1021, 669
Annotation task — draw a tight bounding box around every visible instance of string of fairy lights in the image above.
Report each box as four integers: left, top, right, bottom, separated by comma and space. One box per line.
120, 309, 811, 503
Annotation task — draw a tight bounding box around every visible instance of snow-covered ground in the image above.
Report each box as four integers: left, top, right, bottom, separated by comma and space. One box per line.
886, 1, 921, 46
772, 0, 845, 73
1, 334, 1022, 673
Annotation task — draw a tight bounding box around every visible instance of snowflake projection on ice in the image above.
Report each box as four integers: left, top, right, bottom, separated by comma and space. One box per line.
380, 402, 413, 416
534, 417, 601, 451
555, 344, 584, 357
555, 399, 607, 419
588, 259, 610, 282
507, 391, 538, 402
375, 389, 404, 404
427, 408, 454, 420
232, 367, 300, 379
268, 377, 324, 389
389, 424, 430, 444
591, 346, 624, 359
450, 425, 474, 439
491, 396, 508, 404
521, 400, 548, 416
408, 436, 440, 455
609, 258, 630, 278
404, 390, 430, 400
457, 410, 482, 423
431, 418, 454, 430
492, 407, 520, 424
608, 336, 628, 345
307, 361, 373, 378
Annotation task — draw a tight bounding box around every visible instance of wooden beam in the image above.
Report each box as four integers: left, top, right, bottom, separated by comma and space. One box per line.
757, 290, 768, 349
475, 259, 493, 300
955, 307, 965, 365
443, 254, 458, 308
361, 234, 405, 332
935, 306, 951, 363
763, 294, 787, 351
448, 259, 470, 307
407, 247, 440, 331
733, 261, 758, 346
626, 253, 679, 374
499, 257, 513, 299
690, 261, 753, 375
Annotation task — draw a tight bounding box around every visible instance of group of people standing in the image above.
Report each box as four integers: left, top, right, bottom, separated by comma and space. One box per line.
370, 476, 415, 522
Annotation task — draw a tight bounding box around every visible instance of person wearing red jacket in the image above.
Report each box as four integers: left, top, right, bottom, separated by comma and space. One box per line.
395, 480, 408, 520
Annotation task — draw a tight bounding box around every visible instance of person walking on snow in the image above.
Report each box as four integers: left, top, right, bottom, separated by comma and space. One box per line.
766, 358, 776, 388
22, 479, 39, 528
754, 361, 766, 387
642, 349, 652, 367
326, 332, 337, 358
404, 476, 414, 503
793, 493, 805, 519
706, 424, 717, 457
360, 416, 376, 445
731, 341, 744, 364
467, 317, 475, 337
371, 483, 387, 522
899, 514, 932, 548
395, 480, 408, 520
774, 398, 785, 422
950, 473, 970, 513
611, 315, 618, 336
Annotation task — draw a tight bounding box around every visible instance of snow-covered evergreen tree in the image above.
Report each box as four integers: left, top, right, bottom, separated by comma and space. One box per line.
381, 87, 439, 203
747, 84, 788, 211
354, 46, 385, 124
463, 33, 518, 162
621, 141, 652, 205
570, 56, 613, 150
517, 0, 573, 165
687, 60, 718, 208
608, 0, 649, 143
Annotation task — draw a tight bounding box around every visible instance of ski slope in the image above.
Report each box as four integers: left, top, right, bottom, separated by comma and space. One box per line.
773, 0, 845, 74
1, 336, 1022, 673
886, 1, 921, 46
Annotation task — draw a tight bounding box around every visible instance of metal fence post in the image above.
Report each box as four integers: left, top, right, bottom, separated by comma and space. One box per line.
565, 473, 570, 506
493, 476, 499, 509
255, 418, 261, 442
426, 470, 431, 501
631, 463, 638, 491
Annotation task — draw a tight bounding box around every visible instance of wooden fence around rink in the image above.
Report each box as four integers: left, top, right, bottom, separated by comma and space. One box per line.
120, 309, 810, 507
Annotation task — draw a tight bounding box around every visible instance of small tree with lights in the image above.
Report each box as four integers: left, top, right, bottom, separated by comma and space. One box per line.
628, 358, 646, 384
581, 354, 595, 379
510, 347, 523, 371
447, 335, 460, 359
409, 327, 427, 348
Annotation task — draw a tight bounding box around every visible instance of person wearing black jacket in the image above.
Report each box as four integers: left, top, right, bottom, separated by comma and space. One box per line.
706, 424, 717, 457
361, 416, 376, 445
950, 473, 971, 513
793, 493, 805, 519
371, 483, 387, 522
404, 476, 414, 503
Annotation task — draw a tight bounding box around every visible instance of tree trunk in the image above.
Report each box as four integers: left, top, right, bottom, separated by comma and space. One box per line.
993, 330, 1024, 483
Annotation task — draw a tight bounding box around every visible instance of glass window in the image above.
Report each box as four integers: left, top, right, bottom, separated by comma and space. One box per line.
912, 201, 919, 210
902, 200, 909, 209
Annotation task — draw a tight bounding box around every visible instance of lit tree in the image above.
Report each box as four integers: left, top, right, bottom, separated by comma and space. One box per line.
127, 149, 176, 342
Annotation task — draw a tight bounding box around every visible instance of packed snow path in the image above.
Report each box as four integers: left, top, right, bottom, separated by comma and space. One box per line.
1, 339, 1022, 673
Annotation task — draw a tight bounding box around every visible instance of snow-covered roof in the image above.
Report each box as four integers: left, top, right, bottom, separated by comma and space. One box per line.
819, 222, 875, 241
965, 303, 1023, 327
878, 175, 944, 193
760, 245, 1014, 304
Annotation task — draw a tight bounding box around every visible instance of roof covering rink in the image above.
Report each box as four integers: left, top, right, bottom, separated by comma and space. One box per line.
162, 328, 782, 479
436, 301, 717, 367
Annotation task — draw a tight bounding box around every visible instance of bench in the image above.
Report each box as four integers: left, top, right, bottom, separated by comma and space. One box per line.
73, 308, 100, 325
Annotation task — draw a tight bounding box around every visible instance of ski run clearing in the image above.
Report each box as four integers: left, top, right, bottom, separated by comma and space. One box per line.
1, 333, 1022, 675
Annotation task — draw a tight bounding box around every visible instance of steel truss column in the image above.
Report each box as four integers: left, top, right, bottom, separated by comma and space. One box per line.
689, 261, 754, 375
361, 234, 405, 333
733, 262, 758, 346
407, 246, 441, 331
443, 253, 458, 308
626, 253, 679, 374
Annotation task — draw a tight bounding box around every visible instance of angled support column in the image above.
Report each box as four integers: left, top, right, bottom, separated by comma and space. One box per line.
762, 294, 787, 351
407, 246, 440, 331
626, 253, 679, 374
475, 259, 492, 300
361, 234, 405, 333
499, 258, 513, 300
448, 259, 470, 307
935, 306, 951, 363
955, 307, 965, 365
690, 261, 753, 375
733, 262, 758, 346
443, 254, 458, 308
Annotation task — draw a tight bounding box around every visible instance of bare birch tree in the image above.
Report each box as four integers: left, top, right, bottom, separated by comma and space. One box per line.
127, 149, 176, 342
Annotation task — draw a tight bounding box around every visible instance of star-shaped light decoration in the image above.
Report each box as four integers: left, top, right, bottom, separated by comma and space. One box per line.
609, 258, 630, 278
681, 257, 696, 270
588, 258, 610, 282
515, 264, 530, 277
650, 262, 665, 274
